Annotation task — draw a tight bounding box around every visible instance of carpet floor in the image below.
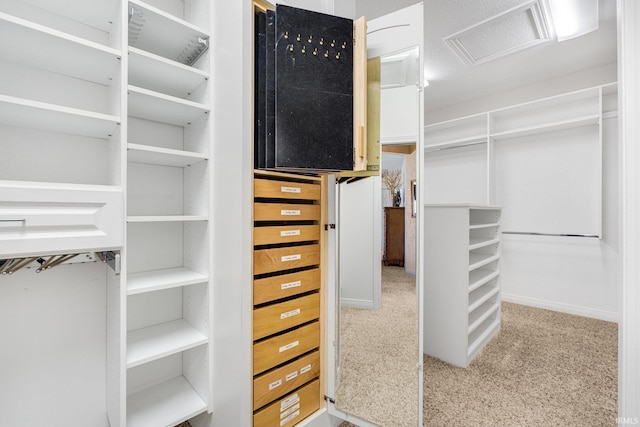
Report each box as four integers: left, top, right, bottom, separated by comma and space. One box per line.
339, 267, 617, 427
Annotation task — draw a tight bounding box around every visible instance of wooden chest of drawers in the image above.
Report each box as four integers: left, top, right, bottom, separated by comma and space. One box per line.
252, 171, 324, 426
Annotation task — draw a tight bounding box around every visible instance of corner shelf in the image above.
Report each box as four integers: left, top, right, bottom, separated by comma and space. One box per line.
490, 114, 600, 141
127, 376, 207, 427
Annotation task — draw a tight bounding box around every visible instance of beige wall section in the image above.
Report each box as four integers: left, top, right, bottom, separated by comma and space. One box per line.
404, 148, 416, 275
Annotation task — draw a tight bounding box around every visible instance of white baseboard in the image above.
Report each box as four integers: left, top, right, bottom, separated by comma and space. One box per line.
340, 298, 375, 309
501, 293, 619, 323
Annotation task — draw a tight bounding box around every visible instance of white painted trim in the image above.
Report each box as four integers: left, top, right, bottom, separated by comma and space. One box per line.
340, 298, 376, 309
501, 293, 619, 323
381, 135, 419, 145
618, 0, 640, 420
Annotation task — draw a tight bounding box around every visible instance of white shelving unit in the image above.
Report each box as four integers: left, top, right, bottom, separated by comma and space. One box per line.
119, 0, 213, 426
0, 0, 124, 257
423, 204, 502, 368
423, 84, 614, 237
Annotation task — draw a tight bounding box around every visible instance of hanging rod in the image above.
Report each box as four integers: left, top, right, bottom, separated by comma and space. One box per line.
0, 251, 121, 276
424, 140, 486, 153
502, 231, 599, 238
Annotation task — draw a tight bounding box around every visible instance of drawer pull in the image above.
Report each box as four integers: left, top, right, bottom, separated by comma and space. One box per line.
281, 280, 302, 290
269, 379, 282, 390
280, 229, 301, 237
281, 393, 300, 411
279, 340, 299, 353
299, 363, 312, 374
281, 209, 301, 216
281, 186, 301, 194
280, 308, 301, 319
281, 254, 301, 262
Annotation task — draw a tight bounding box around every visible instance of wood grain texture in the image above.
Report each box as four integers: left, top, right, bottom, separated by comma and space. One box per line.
253, 379, 320, 427
253, 244, 320, 275
255, 178, 321, 200
253, 268, 321, 305
254, 202, 321, 221
253, 321, 320, 375
253, 224, 320, 246
253, 293, 320, 340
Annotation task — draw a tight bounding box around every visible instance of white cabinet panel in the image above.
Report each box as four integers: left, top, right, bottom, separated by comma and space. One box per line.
0, 182, 123, 257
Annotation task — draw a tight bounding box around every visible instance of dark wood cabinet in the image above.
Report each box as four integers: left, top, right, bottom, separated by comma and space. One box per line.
383, 207, 404, 266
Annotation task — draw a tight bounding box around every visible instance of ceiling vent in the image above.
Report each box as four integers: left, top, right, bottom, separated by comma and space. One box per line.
444, 0, 552, 66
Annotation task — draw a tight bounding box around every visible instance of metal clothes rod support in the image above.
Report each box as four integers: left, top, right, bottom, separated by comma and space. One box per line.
425, 140, 486, 153
502, 231, 599, 238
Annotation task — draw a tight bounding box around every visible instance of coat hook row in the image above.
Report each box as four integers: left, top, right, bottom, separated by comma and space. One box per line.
0, 251, 120, 276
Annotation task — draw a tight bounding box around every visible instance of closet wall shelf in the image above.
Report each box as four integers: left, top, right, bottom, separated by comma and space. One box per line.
0, 94, 120, 139
468, 253, 499, 271
468, 300, 500, 335
128, 85, 209, 126
127, 143, 208, 167
468, 269, 500, 292
469, 222, 500, 230
467, 317, 500, 358
127, 375, 207, 427
490, 114, 600, 141
0, 12, 121, 85
469, 237, 500, 250
126, 318, 207, 368
127, 267, 208, 295
128, 0, 209, 65
128, 47, 209, 99
127, 215, 208, 223
468, 285, 500, 313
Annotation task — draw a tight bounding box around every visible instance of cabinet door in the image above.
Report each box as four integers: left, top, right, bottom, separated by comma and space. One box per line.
256, 5, 356, 171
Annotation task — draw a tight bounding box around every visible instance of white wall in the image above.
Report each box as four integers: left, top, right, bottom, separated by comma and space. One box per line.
339, 177, 382, 309
0, 263, 109, 427
423, 68, 620, 321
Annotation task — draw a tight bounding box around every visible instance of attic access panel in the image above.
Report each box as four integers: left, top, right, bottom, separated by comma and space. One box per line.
256, 5, 354, 171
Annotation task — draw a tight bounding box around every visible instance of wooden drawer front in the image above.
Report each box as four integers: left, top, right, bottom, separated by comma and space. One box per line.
253, 322, 320, 375
253, 379, 320, 427
253, 351, 321, 410
254, 224, 320, 246
255, 179, 321, 201
254, 269, 320, 306
254, 244, 320, 275
254, 203, 320, 222
253, 293, 320, 340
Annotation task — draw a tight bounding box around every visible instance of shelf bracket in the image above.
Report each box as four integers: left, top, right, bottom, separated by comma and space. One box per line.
96, 251, 121, 276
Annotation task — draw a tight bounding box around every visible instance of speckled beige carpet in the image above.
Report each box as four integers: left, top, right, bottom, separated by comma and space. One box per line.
339, 294, 617, 427
335, 266, 419, 427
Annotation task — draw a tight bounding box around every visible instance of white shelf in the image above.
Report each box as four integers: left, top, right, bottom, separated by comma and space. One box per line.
0, 94, 120, 139
127, 268, 208, 295
467, 317, 500, 359
0, 12, 121, 85
128, 0, 209, 64
127, 319, 207, 368
127, 215, 208, 223
469, 237, 500, 250
128, 47, 209, 99
127, 375, 207, 427
128, 85, 209, 126
127, 143, 208, 167
468, 269, 500, 292
468, 300, 500, 335
468, 253, 499, 271
490, 115, 600, 141
469, 222, 500, 230
468, 285, 500, 313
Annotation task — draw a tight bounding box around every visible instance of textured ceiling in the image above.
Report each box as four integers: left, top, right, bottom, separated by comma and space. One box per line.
356, 0, 617, 117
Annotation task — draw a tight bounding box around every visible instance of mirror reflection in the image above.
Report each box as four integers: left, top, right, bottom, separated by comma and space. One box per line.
334, 5, 423, 424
